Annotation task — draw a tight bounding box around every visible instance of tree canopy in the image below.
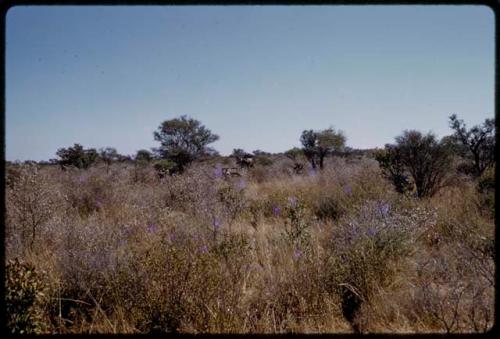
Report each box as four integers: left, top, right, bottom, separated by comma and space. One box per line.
56, 143, 98, 170
300, 128, 346, 169
449, 114, 495, 177
153, 115, 219, 173
377, 130, 453, 198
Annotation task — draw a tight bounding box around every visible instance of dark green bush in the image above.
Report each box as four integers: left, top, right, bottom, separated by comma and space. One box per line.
376, 130, 453, 198
154, 159, 179, 178
5, 258, 48, 334
477, 166, 495, 217
255, 156, 273, 167
56, 143, 98, 169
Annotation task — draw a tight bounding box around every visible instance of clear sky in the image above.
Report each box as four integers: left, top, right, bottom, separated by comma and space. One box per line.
5, 5, 495, 161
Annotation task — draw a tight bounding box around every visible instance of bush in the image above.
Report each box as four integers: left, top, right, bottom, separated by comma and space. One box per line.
376, 131, 453, 198
5, 164, 61, 253
64, 172, 113, 217
154, 159, 179, 177
255, 156, 273, 167
6, 258, 48, 334
477, 166, 495, 217
56, 143, 98, 169
323, 200, 434, 331
449, 114, 495, 178
375, 147, 413, 194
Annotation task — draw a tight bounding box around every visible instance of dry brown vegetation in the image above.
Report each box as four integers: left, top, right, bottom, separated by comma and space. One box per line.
4, 155, 494, 333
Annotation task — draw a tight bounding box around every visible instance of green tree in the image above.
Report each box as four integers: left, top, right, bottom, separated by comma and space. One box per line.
153, 116, 219, 174
98, 147, 119, 172
231, 148, 247, 159
316, 128, 346, 169
449, 114, 495, 177
300, 130, 318, 169
55, 143, 98, 169
377, 130, 453, 198
300, 128, 346, 170
135, 149, 153, 163
284, 147, 304, 162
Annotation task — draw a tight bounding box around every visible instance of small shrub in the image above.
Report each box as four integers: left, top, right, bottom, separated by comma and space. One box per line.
477, 166, 495, 218
154, 159, 178, 178
255, 156, 273, 167
312, 193, 343, 221
6, 258, 48, 334
5, 164, 61, 253
376, 130, 454, 198
323, 200, 433, 331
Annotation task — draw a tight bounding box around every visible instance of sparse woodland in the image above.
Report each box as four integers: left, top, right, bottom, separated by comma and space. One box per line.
5, 115, 495, 333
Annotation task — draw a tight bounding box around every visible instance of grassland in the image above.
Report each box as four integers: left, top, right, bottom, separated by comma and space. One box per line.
4, 154, 495, 333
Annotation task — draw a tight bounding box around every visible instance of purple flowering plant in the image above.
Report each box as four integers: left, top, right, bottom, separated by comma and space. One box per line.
379, 203, 391, 217
343, 185, 352, 195
146, 224, 159, 234
214, 163, 223, 178
236, 179, 246, 190
213, 217, 222, 229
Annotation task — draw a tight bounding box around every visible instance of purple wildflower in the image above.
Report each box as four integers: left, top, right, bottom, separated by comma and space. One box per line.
198, 245, 208, 254
213, 217, 222, 229
308, 167, 317, 177
273, 206, 281, 216
343, 185, 352, 195
288, 196, 297, 208
214, 163, 223, 178
146, 224, 158, 234
380, 203, 390, 216
95, 200, 102, 209
169, 232, 176, 242
294, 249, 302, 258
236, 178, 246, 190
367, 227, 377, 237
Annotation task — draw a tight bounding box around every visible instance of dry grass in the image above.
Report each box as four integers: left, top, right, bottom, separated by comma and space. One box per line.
4, 156, 494, 333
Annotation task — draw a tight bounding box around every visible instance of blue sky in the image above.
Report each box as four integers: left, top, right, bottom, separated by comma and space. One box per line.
6, 5, 495, 161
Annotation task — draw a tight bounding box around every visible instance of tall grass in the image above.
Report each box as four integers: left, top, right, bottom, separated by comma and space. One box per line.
4, 156, 494, 333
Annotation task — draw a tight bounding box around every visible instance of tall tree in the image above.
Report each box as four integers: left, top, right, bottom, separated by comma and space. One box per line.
98, 147, 119, 172
153, 115, 219, 173
56, 143, 98, 170
300, 128, 346, 170
449, 114, 495, 177
316, 128, 346, 169
300, 130, 318, 169
135, 149, 153, 163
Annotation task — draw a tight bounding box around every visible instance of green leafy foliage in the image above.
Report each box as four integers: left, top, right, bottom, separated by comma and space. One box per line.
300, 128, 346, 170
136, 149, 153, 163
376, 130, 453, 198
153, 159, 179, 178
153, 116, 219, 173
6, 259, 48, 334
56, 143, 98, 169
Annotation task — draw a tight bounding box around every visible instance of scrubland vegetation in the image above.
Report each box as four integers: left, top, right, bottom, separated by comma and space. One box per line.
5, 115, 495, 333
